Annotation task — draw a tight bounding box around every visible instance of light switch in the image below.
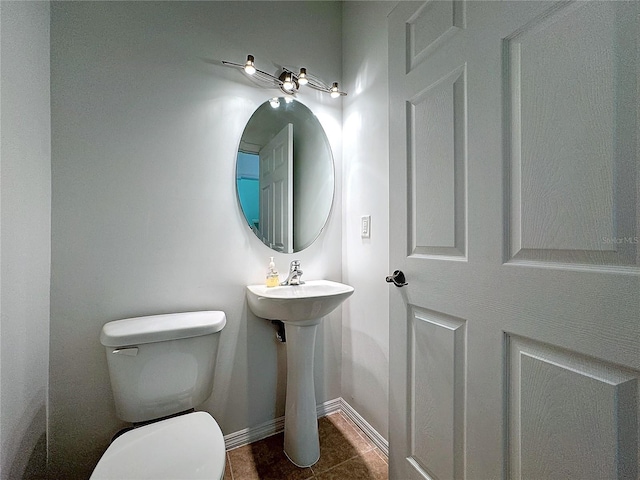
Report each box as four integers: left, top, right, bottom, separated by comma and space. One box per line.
361, 215, 371, 238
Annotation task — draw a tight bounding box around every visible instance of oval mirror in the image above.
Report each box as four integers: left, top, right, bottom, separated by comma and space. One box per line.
236, 98, 334, 253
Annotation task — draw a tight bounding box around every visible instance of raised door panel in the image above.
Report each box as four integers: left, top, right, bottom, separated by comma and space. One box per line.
507, 335, 639, 479
505, 2, 638, 268
259, 149, 274, 245
407, 0, 466, 73
409, 65, 467, 258
409, 307, 466, 480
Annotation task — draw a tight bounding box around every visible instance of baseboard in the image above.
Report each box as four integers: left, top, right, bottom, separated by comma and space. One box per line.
317, 397, 342, 417
339, 399, 389, 456
223, 397, 388, 457
223, 415, 285, 451
223, 398, 342, 450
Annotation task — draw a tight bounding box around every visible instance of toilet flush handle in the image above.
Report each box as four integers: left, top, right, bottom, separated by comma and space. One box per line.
111, 347, 138, 356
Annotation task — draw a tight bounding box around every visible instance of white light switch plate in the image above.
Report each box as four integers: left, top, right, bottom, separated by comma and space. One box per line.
361, 215, 371, 238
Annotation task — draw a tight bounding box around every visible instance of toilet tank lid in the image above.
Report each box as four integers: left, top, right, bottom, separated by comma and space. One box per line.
100, 311, 226, 347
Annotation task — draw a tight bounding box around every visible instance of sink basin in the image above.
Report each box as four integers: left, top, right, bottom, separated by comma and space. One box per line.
246, 280, 354, 324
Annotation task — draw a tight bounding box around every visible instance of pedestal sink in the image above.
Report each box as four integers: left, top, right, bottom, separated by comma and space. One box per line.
246, 280, 354, 467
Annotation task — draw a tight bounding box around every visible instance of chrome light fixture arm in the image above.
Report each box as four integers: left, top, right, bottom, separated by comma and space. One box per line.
221, 55, 346, 98
220, 60, 280, 85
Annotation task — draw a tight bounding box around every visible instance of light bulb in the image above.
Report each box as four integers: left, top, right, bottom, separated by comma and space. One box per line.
244, 55, 256, 75
269, 97, 280, 108
284, 96, 294, 104
330, 82, 340, 98
282, 72, 294, 91
298, 68, 308, 85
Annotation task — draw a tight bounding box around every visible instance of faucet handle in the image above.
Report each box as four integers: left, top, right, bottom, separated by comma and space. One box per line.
290, 260, 301, 270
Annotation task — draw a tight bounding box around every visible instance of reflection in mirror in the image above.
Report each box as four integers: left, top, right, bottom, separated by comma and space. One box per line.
236, 98, 334, 253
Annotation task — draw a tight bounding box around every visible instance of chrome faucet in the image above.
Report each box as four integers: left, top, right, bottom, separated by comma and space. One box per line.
281, 260, 304, 286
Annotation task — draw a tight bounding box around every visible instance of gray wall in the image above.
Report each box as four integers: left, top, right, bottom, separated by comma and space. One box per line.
341, 1, 393, 441
49, 2, 343, 478
0, 2, 51, 479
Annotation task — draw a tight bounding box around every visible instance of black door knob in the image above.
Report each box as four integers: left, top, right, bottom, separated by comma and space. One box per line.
385, 270, 408, 287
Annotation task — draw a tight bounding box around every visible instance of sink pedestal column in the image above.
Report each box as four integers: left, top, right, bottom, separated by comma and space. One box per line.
283, 320, 320, 467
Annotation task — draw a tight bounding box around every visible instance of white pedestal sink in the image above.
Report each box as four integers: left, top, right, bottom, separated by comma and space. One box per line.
246, 280, 354, 467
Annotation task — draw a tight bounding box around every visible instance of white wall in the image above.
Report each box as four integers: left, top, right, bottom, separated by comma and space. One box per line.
49, 2, 342, 478
0, 2, 51, 479
341, 1, 394, 440
294, 112, 334, 251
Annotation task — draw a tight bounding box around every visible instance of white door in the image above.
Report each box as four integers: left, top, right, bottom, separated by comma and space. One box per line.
388, 2, 639, 479
259, 123, 293, 252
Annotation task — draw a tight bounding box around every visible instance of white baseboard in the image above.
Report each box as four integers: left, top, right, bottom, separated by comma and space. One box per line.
223, 397, 388, 458
223, 398, 341, 450
339, 399, 389, 456
223, 415, 285, 451
317, 397, 342, 417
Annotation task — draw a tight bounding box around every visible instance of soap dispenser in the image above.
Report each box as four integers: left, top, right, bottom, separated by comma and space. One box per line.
266, 257, 279, 287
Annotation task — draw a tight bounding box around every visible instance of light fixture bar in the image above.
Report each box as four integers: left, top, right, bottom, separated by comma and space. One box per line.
221, 55, 346, 98
306, 80, 346, 97
221, 60, 277, 83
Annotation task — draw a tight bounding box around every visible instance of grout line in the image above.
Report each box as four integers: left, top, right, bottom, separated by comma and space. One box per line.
311, 453, 362, 478
226, 452, 234, 480
372, 448, 389, 464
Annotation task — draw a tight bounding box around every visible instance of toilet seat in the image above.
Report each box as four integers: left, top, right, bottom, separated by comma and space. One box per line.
91, 412, 226, 480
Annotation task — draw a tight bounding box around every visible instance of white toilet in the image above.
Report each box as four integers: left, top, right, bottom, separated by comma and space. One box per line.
91, 311, 227, 480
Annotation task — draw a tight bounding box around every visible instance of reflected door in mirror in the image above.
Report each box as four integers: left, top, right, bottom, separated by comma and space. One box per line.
259, 123, 293, 252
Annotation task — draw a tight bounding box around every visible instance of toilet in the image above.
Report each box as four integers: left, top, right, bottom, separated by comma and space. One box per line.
91, 311, 227, 480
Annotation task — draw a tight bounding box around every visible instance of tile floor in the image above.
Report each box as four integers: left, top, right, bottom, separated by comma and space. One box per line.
224, 412, 388, 480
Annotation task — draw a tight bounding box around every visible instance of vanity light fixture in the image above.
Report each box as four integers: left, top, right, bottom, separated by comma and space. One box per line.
330, 82, 341, 99
222, 54, 346, 98
243, 55, 256, 75
281, 71, 295, 92
297, 68, 309, 85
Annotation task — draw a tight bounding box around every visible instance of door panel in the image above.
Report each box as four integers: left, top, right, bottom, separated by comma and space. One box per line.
389, 2, 639, 479
507, 335, 638, 480
505, 2, 638, 267
409, 65, 467, 257
409, 308, 466, 480
406, 0, 466, 73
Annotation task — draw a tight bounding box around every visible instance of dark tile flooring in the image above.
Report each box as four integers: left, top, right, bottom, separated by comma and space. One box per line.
224, 412, 388, 480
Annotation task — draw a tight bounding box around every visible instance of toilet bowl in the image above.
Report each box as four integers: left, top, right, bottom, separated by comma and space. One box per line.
91, 412, 225, 480
92, 311, 227, 479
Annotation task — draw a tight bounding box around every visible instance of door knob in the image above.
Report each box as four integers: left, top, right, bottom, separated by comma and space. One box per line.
386, 270, 408, 287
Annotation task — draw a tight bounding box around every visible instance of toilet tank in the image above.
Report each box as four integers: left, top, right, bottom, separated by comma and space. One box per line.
100, 311, 226, 423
